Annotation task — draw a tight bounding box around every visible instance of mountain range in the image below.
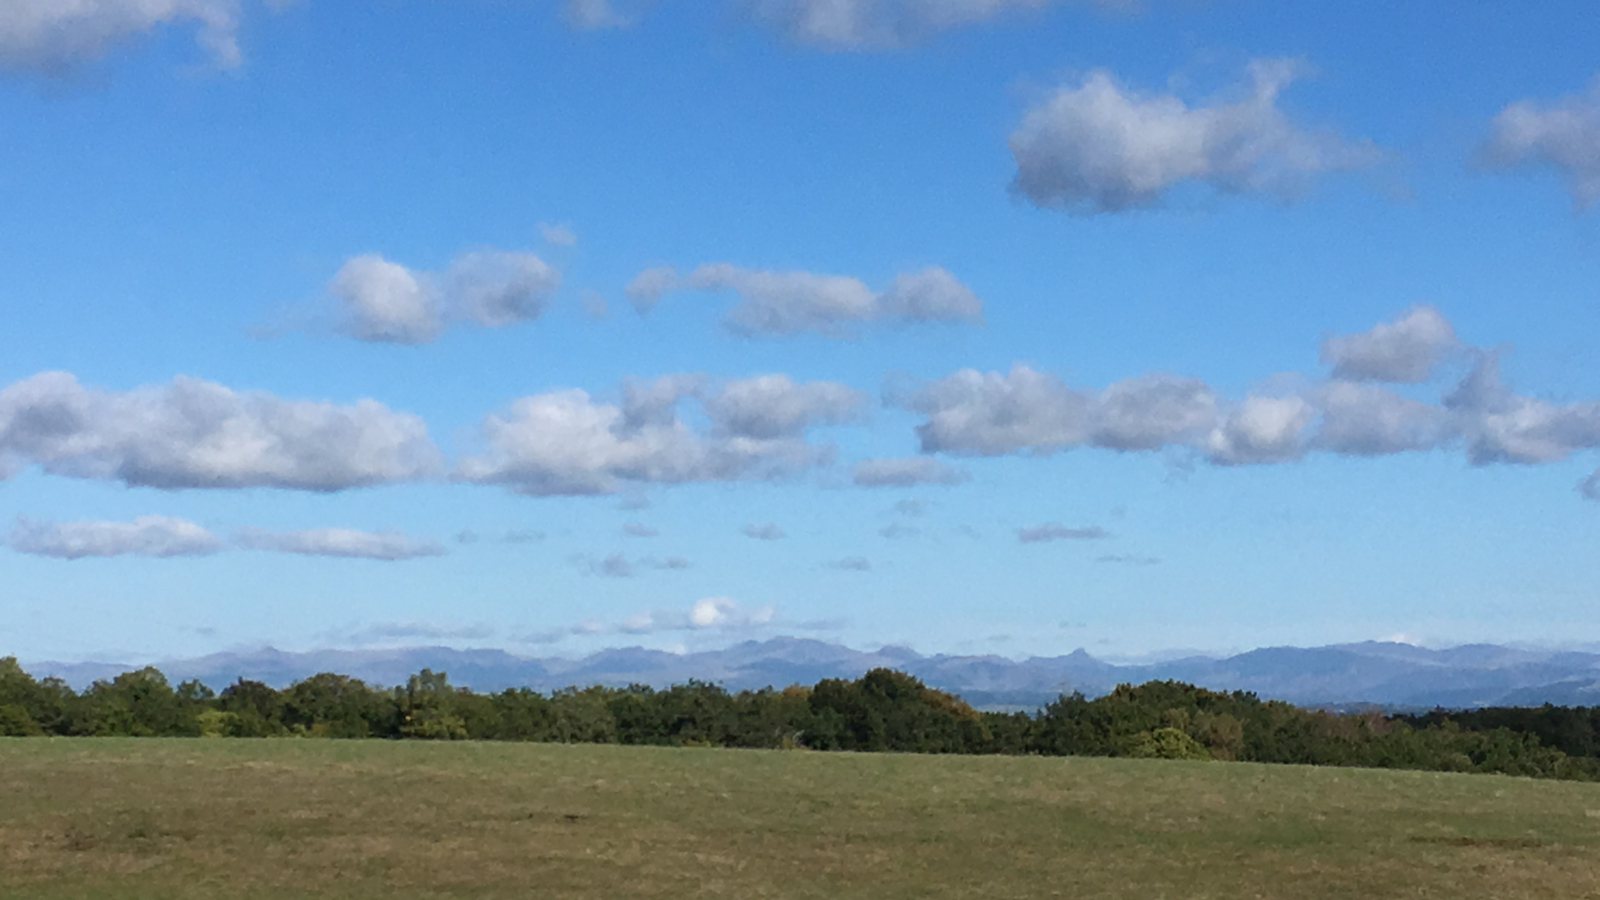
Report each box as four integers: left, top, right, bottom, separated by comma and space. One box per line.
24, 638, 1600, 710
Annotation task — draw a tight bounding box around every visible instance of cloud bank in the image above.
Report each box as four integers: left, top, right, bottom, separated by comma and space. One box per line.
1010, 59, 1378, 213
899, 307, 1600, 493
625, 263, 982, 337
8, 515, 221, 559
0, 372, 440, 491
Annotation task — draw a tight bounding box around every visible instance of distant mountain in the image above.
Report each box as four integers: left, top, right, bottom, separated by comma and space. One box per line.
22, 637, 1600, 710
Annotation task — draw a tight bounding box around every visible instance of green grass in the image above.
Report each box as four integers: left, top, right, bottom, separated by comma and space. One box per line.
3, 739, 1600, 898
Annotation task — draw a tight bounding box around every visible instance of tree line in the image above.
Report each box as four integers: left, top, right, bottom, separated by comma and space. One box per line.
3, 656, 1598, 781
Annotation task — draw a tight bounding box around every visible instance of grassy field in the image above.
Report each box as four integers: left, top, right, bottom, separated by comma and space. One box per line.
3, 740, 1600, 899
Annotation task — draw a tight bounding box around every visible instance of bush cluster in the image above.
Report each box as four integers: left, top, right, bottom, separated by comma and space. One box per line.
4, 656, 1597, 781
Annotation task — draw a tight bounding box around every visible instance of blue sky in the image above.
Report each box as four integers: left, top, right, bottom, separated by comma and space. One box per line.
3, 0, 1599, 664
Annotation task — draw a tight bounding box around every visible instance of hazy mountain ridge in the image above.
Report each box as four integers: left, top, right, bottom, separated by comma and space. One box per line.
24, 638, 1600, 710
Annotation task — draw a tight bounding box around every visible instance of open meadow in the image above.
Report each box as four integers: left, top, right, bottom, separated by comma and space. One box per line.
2, 739, 1600, 898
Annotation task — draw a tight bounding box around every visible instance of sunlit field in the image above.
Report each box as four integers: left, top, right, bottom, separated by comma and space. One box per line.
3, 739, 1600, 899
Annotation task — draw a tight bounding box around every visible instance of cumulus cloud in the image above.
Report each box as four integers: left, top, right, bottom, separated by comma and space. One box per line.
1009, 59, 1378, 213
899, 308, 1600, 482
1018, 523, 1109, 543
1312, 381, 1452, 456
743, 523, 786, 540
0, 0, 243, 73
522, 595, 773, 644
624, 263, 982, 337
1582, 469, 1600, 501
621, 521, 659, 537
743, 0, 1120, 49
1201, 395, 1314, 465
329, 249, 560, 344
8, 515, 220, 559
703, 374, 868, 439
236, 528, 446, 561
879, 523, 920, 539
852, 456, 968, 487
0, 371, 439, 491
831, 556, 872, 571
332, 255, 441, 344
910, 365, 1093, 455
1444, 352, 1600, 465
1320, 306, 1459, 383
456, 373, 859, 495
1480, 76, 1600, 208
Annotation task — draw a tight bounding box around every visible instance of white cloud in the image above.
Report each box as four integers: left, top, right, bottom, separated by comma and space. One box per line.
625, 263, 982, 336
0, 371, 439, 491
328, 249, 560, 344
624, 266, 678, 313
1009, 59, 1378, 213
446, 251, 561, 328
1313, 381, 1452, 456
236, 527, 446, 561
1582, 469, 1600, 501
702, 374, 867, 439
456, 373, 855, 495
1320, 306, 1458, 383
621, 521, 659, 537
743, 0, 1119, 49
742, 523, 786, 540
522, 595, 773, 644
900, 308, 1600, 483
1202, 395, 1314, 465
1480, 76, 1600, 208
332, 255, 441, 345
1091, 374, 1219, 450
1018, 523, 1109, 543
909, 364, 1092, 455
831, 556, 871, 571
0, 0, 242, 73
1445, 352, 1600, 465
8, 515, 220, 559
879, 523, 919, 539
877, 267, 985, 323
852, 456, 968, 487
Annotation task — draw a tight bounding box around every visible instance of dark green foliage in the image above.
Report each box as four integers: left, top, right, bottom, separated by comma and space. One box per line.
806, 669, 989, 753
69, 668, 200, 737
3, 653, 1599, 782
281, 673, 396, 738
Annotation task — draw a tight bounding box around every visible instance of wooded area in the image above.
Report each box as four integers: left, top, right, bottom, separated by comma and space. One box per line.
3, 656, 1598, 781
